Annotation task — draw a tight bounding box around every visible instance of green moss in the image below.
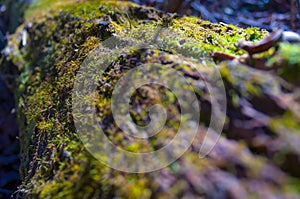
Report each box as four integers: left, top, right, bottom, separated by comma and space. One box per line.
3, 0, 300, 198
274, 43, 300, 83
270, 111, 300, 134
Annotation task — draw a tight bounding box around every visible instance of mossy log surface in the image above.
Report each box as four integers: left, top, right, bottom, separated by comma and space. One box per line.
2, 0, 300, 198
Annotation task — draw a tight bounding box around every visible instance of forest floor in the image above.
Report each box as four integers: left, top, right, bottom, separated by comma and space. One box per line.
0, 0, 299, 198
134, 0, 300, 32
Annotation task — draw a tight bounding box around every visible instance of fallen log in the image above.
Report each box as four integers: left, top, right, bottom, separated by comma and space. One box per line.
2, 0, 300, 198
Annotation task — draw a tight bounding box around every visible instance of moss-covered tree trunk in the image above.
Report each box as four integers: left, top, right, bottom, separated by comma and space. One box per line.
2, 0, 300, 198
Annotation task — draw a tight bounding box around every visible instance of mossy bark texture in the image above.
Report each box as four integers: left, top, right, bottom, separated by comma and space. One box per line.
2, 0, 300, 198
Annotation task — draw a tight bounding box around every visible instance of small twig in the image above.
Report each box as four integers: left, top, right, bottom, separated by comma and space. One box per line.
290, 0, 296, 31
238, 29, 283, 56
212, 51, 237, 61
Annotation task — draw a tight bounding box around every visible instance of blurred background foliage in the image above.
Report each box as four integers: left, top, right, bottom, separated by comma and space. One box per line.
134, 0, 300, 32
0, 0, 30, 198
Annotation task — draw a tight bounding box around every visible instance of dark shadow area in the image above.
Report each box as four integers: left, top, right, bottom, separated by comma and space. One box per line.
0, 0, 29, 198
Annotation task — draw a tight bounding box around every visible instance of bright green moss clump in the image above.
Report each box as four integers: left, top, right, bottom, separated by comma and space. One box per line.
2, 0, 300, 198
